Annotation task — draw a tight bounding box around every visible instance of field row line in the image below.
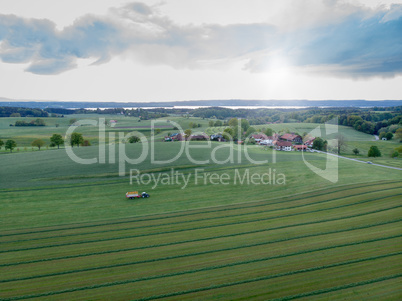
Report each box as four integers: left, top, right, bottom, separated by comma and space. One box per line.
1, 205, 399, 267
1, 193, 400, 254
4, 184, 401, 244
2, 179, 399, 237
272, 274, 402, 301
3, 248, 400, 300
1, 220, 400, 284
137, 266, 402, 301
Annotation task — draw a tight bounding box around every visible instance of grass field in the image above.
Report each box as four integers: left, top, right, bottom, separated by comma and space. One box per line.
0, 115, 211, 151
0, 180, 401, 300
1, 116, 401, 300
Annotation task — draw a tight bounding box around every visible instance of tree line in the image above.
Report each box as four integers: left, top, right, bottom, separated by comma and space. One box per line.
0, 133, 90, 153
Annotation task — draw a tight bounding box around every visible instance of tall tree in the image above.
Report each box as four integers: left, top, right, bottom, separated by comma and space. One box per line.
184, 129, 192, 139
223, 127, 235, 141
228, 118, 238, 128
368, 145, 381, 157
245, 127, 256, 137
5, 140, 17, 153
385, 132, 393, 140
50, 134, 64, 149
31, 139, 45, 150
264, 128, 273, 137
312, 137, 325, 151
395, 128, 402, 142
70, 133, 84, 147
0, 139, 4, 149
335, 134, 347, 154
240, 119, 250, 132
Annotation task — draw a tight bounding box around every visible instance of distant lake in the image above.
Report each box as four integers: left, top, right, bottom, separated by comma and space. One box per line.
83, 105, 310, 110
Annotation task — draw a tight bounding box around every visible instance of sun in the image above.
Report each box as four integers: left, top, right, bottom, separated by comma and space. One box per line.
267, 55, 292, 79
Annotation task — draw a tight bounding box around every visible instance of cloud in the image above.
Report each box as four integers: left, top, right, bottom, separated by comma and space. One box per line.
0, 1, 401, 78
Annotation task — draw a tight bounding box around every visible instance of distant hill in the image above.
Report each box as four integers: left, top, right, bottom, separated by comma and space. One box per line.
0, 99, 401, 109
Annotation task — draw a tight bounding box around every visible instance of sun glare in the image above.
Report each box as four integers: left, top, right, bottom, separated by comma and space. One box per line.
268, 55, 291, 79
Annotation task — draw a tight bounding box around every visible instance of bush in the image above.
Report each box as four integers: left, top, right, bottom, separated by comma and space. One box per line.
128, 136, 140, 143
81, 140, 91, 147
391, 151, 399, 158
247, 138, 256, 145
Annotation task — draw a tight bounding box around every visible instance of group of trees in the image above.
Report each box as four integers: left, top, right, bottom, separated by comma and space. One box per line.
0, 107, 49, 117
0, 139, 17, 152
312, 137, 328, 151
30, 134, 66, 150
188, 122, 201, 128
14, 119, 46, 126
208, 120, 224, 127
379, 132, 394, 140
0, 133, 91, 152
199, 106, 401, 137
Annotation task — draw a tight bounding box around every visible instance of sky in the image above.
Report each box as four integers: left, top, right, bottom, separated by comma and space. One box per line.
0, 0, 401, 102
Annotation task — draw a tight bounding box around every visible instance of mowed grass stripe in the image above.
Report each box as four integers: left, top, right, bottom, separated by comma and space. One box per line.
1, 203, 400, 267
3, 251, 399, 301
3, 184, 400, 245
2, 220, 400, 283
136, 272, 402, 301
2, 180, 399, 238
271, 273, 402, 301
1, 192, 400, 254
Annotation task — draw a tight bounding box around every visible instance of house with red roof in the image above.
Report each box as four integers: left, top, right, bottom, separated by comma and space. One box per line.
274, 140, 293, 151
189, 134, 209, 141
280, 133, 302, 143
251, 134, 269, 142
304, 137, 316, 148
294, 145, 307, 151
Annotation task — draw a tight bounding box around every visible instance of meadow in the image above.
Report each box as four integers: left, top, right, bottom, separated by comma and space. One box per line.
0, 115, 210, 151
0, 115, 401, 300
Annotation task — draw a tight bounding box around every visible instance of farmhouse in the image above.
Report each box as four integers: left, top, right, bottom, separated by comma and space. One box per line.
274, 140, 293, 151
294, 145, 307, 151
259, 136, 275, 146
280, 133, 302, 143
304, 137, 316, 148
165, 133, 184, 141
251, 134, 269, 142
189, 134, 209, 141
210, 134, 225, 141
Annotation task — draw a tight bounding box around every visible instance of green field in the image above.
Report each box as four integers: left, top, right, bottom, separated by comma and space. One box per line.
0, 179, 401, 300
0, 116, 401, 300
0, 115, 211, 151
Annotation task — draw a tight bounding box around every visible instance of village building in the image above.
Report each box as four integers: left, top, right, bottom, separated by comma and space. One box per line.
304, 137, 316, 148
280, 133, 303, 144
165, 133, 184, 141
189, 134, 209, 141
294, 145, 308, 151
251, 134, 269, 142
210, 134, 225, 141
274, 140, 293, 151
